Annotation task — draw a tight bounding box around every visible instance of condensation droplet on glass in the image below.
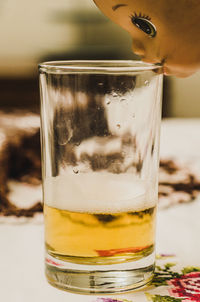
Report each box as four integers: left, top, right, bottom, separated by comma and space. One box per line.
120, 98, 126, 103
145, 80, 149, 86
106, 100, 111, 105
116, 124, 121, 129
58, 140, 67, 146
73, 168, 79, 174
55, 124, 62, 129
98, 82, 103, 86
132, 113, 135, 118
112, 92, 118, 98
58, 135, 68, 146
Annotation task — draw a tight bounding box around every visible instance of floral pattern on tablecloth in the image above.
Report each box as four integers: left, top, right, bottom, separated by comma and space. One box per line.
147, 254, 200, 302
95, 254, 200, 302
96, 299, 132, 302
168, 272, 200, 301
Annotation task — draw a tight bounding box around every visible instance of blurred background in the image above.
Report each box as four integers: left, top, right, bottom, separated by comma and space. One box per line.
0, 0, 199, 116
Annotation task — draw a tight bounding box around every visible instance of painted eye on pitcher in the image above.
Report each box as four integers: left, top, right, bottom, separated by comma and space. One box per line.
130, 13, 157, 38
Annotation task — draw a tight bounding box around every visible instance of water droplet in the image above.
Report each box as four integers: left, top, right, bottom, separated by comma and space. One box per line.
98, 82, 103, 86
73, 168, 79, 174
55, 124, 62, 129
132, 113, 135, 118
120, 98, 126, 103
116, 124, 121, 129
58, 135, 68, 146
106, 100, 111, 105
75, 142, 80, 146
145, 80, 149, 86
112, 92, 118, 98
58, 140, 67, 146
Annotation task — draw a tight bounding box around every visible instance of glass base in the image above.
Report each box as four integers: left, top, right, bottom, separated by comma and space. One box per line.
45, 253, 155, 294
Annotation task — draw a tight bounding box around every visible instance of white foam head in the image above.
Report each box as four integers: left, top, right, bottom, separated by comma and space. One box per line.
44, 173, 156, 213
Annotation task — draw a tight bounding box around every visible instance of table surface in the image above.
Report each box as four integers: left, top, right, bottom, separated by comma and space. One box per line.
1, 118, 200, 302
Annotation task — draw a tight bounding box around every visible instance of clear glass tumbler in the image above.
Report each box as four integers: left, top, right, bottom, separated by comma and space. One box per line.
39, 60, 163, 294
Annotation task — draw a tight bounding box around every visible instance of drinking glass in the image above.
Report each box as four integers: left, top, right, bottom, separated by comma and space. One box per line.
39, 60, 163, 294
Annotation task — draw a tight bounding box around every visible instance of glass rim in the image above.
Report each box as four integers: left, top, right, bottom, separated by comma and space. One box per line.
39, 60, 162, 74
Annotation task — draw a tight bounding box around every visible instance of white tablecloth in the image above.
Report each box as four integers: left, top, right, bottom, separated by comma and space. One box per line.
1, 119, 200, 302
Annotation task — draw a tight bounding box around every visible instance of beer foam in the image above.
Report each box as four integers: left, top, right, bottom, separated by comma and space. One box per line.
44, 173, 156, 213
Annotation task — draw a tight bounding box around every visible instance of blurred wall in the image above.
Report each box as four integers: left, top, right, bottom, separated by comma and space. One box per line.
0, 0, 135, 111
0, 0, 199, 116
0, 0, 134, 78
167, 73, 200, 117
